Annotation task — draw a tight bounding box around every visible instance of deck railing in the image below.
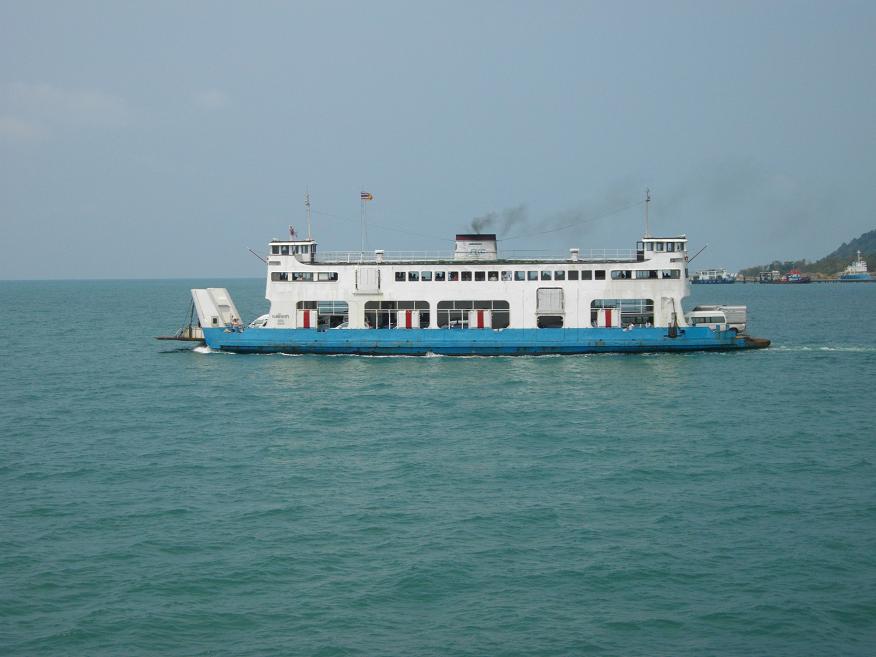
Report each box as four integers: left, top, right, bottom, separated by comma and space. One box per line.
316, 249, 637, 263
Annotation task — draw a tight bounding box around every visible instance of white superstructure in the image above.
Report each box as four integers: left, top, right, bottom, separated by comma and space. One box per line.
259, 233, 691, 331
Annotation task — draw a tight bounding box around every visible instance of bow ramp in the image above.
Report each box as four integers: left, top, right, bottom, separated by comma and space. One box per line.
192, 288, 241, 329
155, 288, 241, 343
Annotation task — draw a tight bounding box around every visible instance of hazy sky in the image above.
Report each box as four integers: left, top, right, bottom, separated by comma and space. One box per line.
2, 1, 875, 279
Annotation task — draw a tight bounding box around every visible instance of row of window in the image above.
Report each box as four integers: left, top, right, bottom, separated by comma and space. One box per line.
611, 269, 681, 280
641, 241, 685, 252
271, 271, 338, 282
293, 298, 656, 329
271, 269, 685, 283
271, 244, 314, 256
393, 269, 682, 282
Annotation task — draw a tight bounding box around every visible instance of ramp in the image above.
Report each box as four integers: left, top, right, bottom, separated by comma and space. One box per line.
192, 288, 242, 328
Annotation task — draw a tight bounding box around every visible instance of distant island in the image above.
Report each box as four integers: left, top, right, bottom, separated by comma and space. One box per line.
739, 228, 876, 278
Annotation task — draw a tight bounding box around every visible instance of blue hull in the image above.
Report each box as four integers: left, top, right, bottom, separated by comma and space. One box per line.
839, 273, 872, 281
202, 327, 765, 355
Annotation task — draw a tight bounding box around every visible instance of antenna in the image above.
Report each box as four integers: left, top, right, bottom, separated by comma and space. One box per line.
305, 188, 312, 240
644, 188, 651, 237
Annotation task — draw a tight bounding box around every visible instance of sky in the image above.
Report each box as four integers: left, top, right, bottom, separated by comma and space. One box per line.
1, 0, 875, 279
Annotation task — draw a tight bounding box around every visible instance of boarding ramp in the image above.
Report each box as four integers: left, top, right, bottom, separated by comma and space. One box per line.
192, 288, 241, 328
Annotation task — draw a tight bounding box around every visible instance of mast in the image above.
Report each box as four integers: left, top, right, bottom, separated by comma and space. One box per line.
305, 188, 312, 240
644, 188, 651, 237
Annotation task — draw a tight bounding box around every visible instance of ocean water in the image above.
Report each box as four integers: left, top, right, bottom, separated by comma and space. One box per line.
1, 279, 875, 656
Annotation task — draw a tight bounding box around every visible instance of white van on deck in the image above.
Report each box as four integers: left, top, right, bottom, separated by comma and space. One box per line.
686, 305, 747, 332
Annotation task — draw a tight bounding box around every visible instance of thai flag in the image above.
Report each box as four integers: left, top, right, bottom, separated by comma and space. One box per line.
360, 191, 373, 201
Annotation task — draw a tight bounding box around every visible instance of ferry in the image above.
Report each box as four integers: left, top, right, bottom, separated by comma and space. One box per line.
691, 268, 736, 284
162, 216, 770, 355
839, 251, 872, 281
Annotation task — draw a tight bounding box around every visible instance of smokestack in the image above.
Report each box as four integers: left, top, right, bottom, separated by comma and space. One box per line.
454, 234, 498, 261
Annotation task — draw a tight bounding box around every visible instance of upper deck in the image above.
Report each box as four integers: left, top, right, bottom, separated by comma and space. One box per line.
269, 233, 687, 267
313, 248, 638, 265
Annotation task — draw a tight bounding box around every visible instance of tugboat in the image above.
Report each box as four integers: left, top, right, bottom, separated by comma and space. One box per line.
839, 251, 872, 281
159, 194, 770, 355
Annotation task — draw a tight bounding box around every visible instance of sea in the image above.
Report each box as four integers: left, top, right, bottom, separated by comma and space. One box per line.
1, 279, 874, 656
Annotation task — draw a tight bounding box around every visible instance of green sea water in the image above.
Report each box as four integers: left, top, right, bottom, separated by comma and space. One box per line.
1, 280, 874, 656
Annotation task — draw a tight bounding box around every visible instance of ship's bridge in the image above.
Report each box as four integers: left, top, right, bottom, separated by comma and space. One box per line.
637, 236, 687, 261
269, 238, 317, 264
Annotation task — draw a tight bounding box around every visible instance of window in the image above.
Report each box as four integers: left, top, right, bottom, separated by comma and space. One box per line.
568, 270, 579, 281
661, 269, 681, 279
666, 242, 675, 252
635, 270, 657, 279
435, 271, 446, 282
298, 300, 349, 329
537, 315, 563, 328
395, 272, 406, 282
655, 242, 665, 252
488, 271, 499, 281
449, 271, 459, 281
292, 272, 314, 281
301, 245, 310, 253
645, 242, 654, 251
271, 272, 289, 281
281, 245, 289, 255
271, 245, 280, 255
581, 270, 592, 280
591, 298, 654, 326
527, 271, 538, 281
317, 272, 339, 281
541, 271, 552, 280
408, 271, 419, 282
515, 271, 526, 281
437, 300, 510, 329
365, 300, 430, 329
421, 271, 432, 281
690, 315, 725, 325
611, 270, 632, 280
461, 271, 472, 281
554, 270, 566, 281
502, 271, 512, 281
595, 270, 605, 280
474, 271, 486, 282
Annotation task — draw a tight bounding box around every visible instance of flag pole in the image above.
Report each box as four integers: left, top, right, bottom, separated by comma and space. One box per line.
360, 191, 372, 257
360, 195, 366, 255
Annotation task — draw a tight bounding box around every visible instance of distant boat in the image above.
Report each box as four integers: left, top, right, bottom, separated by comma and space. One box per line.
691, 268, 736, 284
780, 269, 812, 284
759, 269, 811, 284
839, 250, 872, 281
